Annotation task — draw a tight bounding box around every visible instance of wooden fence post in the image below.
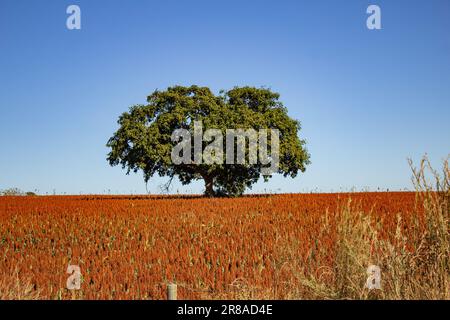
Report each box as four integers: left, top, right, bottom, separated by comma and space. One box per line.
167, 283, 177, 300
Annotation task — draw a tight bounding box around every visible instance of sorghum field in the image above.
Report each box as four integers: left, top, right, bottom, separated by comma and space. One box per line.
1, 181, 448, 300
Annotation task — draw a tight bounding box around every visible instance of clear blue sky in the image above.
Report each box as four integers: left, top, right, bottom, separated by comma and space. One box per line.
0, 0, 449, 194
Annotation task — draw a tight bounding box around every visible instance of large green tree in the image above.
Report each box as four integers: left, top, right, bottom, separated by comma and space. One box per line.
107, 85, 310, 196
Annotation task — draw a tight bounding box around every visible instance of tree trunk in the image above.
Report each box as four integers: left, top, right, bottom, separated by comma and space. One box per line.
203, 174, 214, 197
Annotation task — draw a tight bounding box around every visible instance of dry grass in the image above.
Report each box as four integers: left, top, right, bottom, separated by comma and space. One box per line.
0, 267, 41, 300
292, 155, 449, 300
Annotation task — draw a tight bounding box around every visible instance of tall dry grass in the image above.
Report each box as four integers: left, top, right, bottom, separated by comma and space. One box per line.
0, 267, 41, 300
296, 155, 449, 299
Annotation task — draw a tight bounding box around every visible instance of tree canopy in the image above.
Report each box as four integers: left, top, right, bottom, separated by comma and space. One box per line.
107, 85, 310, 196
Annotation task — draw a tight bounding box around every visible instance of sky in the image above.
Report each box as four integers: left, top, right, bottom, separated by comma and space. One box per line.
0, 0, 449, 195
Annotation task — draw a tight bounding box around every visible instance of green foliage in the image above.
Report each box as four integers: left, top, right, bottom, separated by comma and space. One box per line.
107, 85, 310, 196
